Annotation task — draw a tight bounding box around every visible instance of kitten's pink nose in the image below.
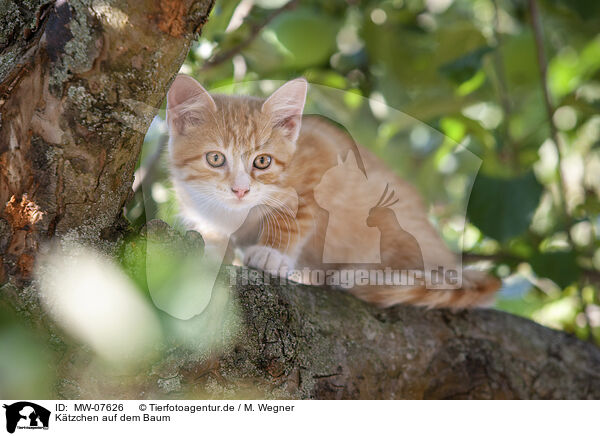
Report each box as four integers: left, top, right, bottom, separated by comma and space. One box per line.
231, 187, 249, 199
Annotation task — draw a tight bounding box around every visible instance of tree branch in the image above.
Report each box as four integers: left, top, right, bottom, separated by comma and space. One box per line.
201, 0, 299, 71
47, 255, 600, 399
528, 0, 573, 242
491, 0, 518, 171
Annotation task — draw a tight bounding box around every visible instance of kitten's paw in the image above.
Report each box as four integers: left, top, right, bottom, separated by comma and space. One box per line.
243, 245, 295, 277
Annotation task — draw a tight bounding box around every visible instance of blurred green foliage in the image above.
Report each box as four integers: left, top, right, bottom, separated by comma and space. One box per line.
0, 303, 54, 398
126, 0, 600, 343
1, 0, 599, 401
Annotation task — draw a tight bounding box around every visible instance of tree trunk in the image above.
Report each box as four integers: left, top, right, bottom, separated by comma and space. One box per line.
0, 0, 214, 286
1, 1, 599, 401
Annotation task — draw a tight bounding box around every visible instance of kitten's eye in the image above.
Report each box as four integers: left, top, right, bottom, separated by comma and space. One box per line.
206, 151, 226, 167
253, 154, 272, 169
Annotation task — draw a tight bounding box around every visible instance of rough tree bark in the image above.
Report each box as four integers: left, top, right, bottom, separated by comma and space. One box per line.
0, 0, 214, 286
73, 222, 595, 400
215, 267, 600, 399
1, 1, 599, 400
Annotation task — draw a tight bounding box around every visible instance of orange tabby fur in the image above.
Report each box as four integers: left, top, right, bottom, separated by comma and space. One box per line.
166, 75, 501, 309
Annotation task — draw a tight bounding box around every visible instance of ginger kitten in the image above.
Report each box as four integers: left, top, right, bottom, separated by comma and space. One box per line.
166, 75, 500, 309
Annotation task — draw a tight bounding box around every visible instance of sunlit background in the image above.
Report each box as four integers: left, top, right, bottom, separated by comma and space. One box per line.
130, 0, 600, 341
2, 0, 600, 398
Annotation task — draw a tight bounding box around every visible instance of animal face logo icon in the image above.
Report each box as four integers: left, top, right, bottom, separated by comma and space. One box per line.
3, 402, 50, 434
314, 151, 427, 273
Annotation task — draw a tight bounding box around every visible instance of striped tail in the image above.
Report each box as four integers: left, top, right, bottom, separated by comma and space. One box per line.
349, 270, 501, 309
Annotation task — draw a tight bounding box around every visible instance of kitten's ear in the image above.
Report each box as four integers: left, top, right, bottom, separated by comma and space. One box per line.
262, 78, 307, 142
167, 74, 216, 134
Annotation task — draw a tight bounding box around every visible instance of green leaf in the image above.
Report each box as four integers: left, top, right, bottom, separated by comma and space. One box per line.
439, 46, 493, 84
548, 35, 600, 98
268, 8, 341, 69
467, 171, 543, 242
530, 251, 581, 288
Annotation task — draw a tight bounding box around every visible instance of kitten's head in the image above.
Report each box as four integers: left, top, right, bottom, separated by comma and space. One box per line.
166, 75, 306, 217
